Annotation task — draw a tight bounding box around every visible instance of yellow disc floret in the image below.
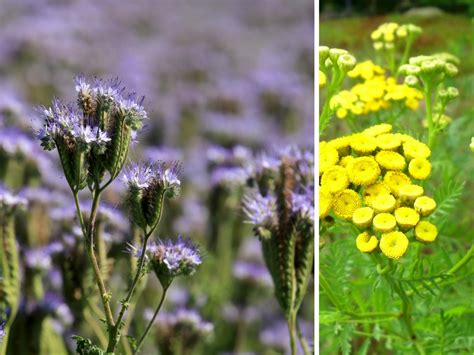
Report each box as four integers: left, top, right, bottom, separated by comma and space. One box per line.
376, 133, 401, 150
408, 158, 432, 180
320, 147, 339, 175
352, 207, 374, 228
347, 157, 381, 186
414, 196, 436, 216
399, 184, 424, 203
333, 189, 361, 220
384, 171, 411, 197
415, 221, 438, 243
371, 194, 397, 213
394, 207, 420, 229
403, 140, 431, 160
356, 232, 379, 253
380, 231, 409, 259
363, 182, 391, 206
373, 213, 397, 233
319, 190, 333, 219
375, 150, 406, 171
350, 134, 378, 154
321, 166, 349, 193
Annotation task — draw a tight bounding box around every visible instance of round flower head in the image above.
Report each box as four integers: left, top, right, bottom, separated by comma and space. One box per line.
408, 158, 431, 180
415, 221, 438, 243
375, 151, 406, 171
384, 171, 411, 197
399, 184, 424, 203
414, 196, 436, 216
394, 207, 420, 230
376, 133, 401, 150
363, 182, 391, 206
320, 147, 339, 175
339, 155, 354, 168
403, 140, 431, 160
373, 213, 397, 233
356, 232, 378, 253
146, 236, 201, 287
319, 189, 333, 219
347, 157, 381, 186
319, 71, 327, 88
333, 189, 361, 220
371, 194, 396, 213
327, 136, 352, 156
380, 231, 409, 260
123, 163, 153, 189
350, 135, 378, 154
362, 124, 392, 137
352, 207, 374, 229
321, 166, 349, 193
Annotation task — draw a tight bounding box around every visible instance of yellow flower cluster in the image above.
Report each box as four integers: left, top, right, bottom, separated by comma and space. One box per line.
371, 22, 422, 51
319, 124, 438, 260
329, 61, 423, 119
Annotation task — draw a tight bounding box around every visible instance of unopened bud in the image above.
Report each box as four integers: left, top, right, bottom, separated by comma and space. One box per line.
329, 48, 348, 62
404, 75, 419, 87
446, 87, 459, 100
337, 54, 357, 72
445, 63, 458, 77
319, 46, 330, 64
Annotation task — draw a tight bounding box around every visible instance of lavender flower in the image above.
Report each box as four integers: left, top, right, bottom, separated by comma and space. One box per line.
0, 320, 5, 344
132, 236, 201, 287
122, 163, 153, 189
0, 184, 27, 213
233, 260, 273, 287
148, 308, 213, 338
242, 192, 277, 227
291, 186, 314, 224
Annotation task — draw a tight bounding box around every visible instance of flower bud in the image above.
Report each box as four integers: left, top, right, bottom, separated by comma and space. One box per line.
399, 64, 420, 76
404, 75, 419, 87
384, 42, 394, 50
319, 46, 330, 64
337, 54, 357, 72
444, 63, 458, 77
407, 24, 422, 36
324, 57, 333, 69
396, 26, 408, 38
329, 48, 348, 62
373, 42, 383, 51
446, 86, 459, 100
420, 60, 437, 74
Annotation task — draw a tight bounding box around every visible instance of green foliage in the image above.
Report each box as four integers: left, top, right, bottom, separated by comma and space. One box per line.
72, 335, 105, 355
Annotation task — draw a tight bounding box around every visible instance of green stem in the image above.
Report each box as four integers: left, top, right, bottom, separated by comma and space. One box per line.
73, 190, 115, 331
354, 330, 406, 341
424, 83, 435, 148
107, 230, 152, 353
287, 313, 297, 355
319, 270, 345, 311
398, 38, 413, 75
134, 285, 170, 354
448, 243, 474, 275
320, 67, 344, 136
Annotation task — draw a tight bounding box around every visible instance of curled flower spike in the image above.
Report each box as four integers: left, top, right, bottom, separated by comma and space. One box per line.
123, 161, 181, 230
142, 236, 202, 288
242, 192, 277, 229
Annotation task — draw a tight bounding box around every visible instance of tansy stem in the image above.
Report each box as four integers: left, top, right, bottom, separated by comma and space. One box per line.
424, 83, 436, 148
134, 285, 170, 354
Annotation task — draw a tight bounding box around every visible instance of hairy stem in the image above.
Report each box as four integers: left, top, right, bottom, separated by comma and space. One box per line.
134, 285, 170, 354
296, 319, 311, 355
287, 312, 297, 355
73, 190, 115, 331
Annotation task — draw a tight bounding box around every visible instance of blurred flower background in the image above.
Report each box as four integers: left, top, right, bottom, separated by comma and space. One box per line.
0, 0, 314, 353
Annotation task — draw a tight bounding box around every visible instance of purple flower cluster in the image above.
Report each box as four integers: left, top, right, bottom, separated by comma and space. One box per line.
150, 308, 214, 337
242, 193, 277, 227
123, 161, 181, 194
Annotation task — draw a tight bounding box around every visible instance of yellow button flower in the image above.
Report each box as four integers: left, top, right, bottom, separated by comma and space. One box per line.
333, 189, 361, 220
371, 194, 396, 213
363, 182, 391, 206
399, 184, 424, 203
373, 213, 397, 233
319, 190, 333, 219
347, 157, 381, 186
339, 155, 355, 168
352, 207, 374, 229
320, 147, 339, 175
376, 133, 401, 150
408, 158, 432, 180
414, 196, 436, 216
356, 232, 378, 253
380, 231, 409, 260
403, 140, 431, 160
350, 134, 378, 154
415, 221, 438, 243
394, 207, 420, 229
384, 171, 411, 196
321, 166, 349, 193
362, 123, 392, 137
375, 151, 406, 171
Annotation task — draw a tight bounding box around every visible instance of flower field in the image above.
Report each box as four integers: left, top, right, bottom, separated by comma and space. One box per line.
320, 12, 474, 354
